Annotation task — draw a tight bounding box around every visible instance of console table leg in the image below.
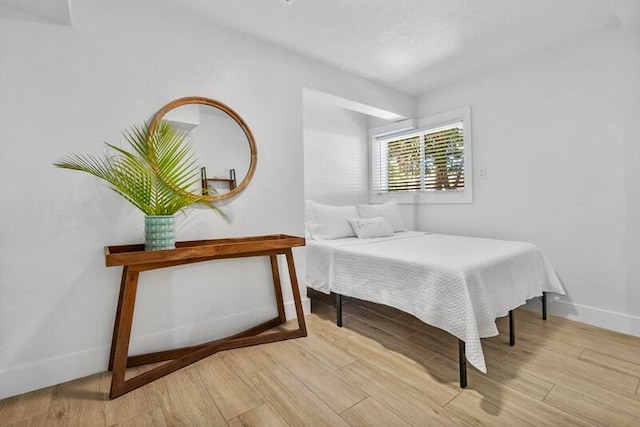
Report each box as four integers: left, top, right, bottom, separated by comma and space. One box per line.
270, 255, 286, 323
108, 266, 128, 371
109, 269, 139, 399
285, 249, 307, 336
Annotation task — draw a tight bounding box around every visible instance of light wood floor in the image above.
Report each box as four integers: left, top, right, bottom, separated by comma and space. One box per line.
2, 297, 640, 426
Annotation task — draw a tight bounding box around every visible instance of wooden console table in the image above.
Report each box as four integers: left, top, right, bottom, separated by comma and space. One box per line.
104, 234, 306, 399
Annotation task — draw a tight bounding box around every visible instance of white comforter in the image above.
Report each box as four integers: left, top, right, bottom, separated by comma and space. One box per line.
306, 231, 565, 373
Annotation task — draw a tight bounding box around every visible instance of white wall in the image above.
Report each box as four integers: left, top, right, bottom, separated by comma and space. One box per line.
415, 26, 640, 334
0, 0, 412, 398
303, 95, 416, 229
303, 96, 370, 205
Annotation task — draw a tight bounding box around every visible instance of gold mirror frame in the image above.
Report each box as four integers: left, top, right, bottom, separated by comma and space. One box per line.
148, 96, 257, 202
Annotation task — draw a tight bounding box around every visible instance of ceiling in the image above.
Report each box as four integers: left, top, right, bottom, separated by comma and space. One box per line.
2, 1, 637, 96
179, 0, 636, 95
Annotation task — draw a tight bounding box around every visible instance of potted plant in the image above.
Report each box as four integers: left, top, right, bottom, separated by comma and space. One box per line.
54, 121, 223, 250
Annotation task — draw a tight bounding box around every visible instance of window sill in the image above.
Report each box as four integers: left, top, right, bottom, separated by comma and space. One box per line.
370, 190, 473, 204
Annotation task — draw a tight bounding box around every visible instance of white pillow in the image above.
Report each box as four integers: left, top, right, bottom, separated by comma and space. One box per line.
348, 217, 394, 239
307, 201, 358, 240
357, 200, 407, 232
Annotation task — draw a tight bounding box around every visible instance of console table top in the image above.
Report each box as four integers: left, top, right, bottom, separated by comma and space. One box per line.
105, 234, 305, 267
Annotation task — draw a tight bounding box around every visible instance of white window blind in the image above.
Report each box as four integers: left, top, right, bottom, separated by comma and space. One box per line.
373, 121, 465, 193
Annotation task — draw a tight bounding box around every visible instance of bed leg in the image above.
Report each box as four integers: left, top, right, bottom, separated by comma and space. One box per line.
542, 292, 548, 320
509, 310, 515, 346
458, 339, 467, 388
336, 293, 343, 327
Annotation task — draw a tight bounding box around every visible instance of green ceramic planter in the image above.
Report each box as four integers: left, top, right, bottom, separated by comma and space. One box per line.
145, 215, 175, 251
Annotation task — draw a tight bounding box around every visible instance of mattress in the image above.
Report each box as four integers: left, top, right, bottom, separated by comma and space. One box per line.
306, 231, 565, 373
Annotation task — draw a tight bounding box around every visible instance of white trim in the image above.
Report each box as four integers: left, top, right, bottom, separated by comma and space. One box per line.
522, 298, 640, 337
285, 297, 311, 321
0, 298, 310, 399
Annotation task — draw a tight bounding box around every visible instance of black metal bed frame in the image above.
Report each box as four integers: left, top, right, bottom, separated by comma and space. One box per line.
332, 292, 548, 388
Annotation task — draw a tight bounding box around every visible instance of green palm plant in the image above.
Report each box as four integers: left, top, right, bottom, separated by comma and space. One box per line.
54, 121, 223, 217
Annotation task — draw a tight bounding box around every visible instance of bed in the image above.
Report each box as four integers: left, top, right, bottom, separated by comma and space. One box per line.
306, 227, 565, 387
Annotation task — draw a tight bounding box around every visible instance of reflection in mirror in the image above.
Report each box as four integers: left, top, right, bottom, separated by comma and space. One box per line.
149, 97, 257, 202
163, 104, 250, 197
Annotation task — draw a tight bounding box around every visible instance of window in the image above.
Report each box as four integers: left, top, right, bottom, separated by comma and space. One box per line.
371, 106, 472, 204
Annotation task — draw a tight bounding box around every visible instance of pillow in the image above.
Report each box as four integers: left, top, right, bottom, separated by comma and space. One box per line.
348, 217, 394, 239
307, 201, 358, 240
357, 200, 407, 232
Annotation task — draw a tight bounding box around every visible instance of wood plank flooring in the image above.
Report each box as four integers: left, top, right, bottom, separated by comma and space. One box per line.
2, 296, 640, 426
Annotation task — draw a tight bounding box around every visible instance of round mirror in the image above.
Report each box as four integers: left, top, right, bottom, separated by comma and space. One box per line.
148, 97, 257, 202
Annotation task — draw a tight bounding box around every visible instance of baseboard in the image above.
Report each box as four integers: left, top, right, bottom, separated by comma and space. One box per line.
285, 296, 311, 321
0, 298, 310, 400
522, 298, 640, 337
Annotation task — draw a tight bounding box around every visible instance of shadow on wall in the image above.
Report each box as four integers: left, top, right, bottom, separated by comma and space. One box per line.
0, 0, 73, 27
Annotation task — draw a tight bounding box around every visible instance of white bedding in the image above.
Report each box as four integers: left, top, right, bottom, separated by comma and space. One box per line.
306, 231, 565, 373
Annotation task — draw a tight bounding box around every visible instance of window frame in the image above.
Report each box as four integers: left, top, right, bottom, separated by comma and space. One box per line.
369, 106, 473, 204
